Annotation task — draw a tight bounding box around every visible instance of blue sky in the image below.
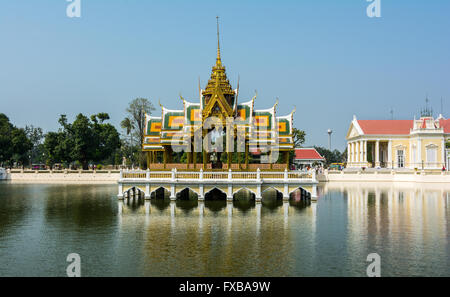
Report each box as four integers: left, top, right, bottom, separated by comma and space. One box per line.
0, 0, 449, 150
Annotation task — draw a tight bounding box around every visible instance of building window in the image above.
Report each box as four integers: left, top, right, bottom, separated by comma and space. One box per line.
426, 146, 437, 167
397, 150, 405, 168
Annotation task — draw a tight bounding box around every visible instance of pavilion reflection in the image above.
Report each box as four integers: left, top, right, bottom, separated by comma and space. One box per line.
115, 192, 314, 276
175, 200, 198, 214
137, 202, 297, 276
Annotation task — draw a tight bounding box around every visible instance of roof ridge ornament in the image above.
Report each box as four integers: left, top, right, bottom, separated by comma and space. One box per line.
216, 16, 221, 65
252, 90, 258, 102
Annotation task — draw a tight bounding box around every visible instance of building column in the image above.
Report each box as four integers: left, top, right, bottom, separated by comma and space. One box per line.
256, 184, 262, 202
360, 140, 364, 166
284, 151, 290, 170
362, 141, 365, 164
418, 139, 422, 169
203, 150, 207, 169
347, 142, 351, 165
364, 140, 368, 164
388, 139, 392, 168
245, 143, 249, 170
442, 138, 446, 168
163, 148, 168, 169
350, 142, 353, 164
356, 141, 360, 166
199, 169, 204, 200
188, 152, 192, 169
238, 151, 241, 170
375, 140, 380, 167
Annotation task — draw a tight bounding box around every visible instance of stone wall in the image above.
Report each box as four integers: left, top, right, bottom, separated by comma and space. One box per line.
320, 170, 450, 183
8, 170, 120, 183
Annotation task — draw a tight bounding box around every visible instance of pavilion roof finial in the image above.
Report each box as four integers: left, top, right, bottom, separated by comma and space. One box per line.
216, 16, 221, 65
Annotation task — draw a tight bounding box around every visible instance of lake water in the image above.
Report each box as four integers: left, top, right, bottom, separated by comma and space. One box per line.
0, 182, 449, 276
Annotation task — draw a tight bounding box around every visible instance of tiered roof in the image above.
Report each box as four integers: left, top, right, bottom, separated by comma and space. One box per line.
143, 19, 296, 153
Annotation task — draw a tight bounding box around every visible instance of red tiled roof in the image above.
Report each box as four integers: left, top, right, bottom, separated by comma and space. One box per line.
439, 119, 450, 133
294, 148, 325, 160
357, 120, 413, 135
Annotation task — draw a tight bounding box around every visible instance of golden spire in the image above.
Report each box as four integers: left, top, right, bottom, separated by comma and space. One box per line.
202, 16, 235, 116
216, 16, 221, 65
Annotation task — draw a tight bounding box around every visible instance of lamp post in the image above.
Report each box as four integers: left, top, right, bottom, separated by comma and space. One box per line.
327, 129, 333, 151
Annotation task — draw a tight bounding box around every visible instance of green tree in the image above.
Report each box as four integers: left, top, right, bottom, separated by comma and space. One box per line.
25, 125, 44, 164
120, 117, 135, 146
314, 146, 344, 166
91, 114, 121, 163
292, 128, 306, 148
11, 128, 32, 166
43, 113, 120, 169
70, 114, 96, 169
125, 98, 156, 167
287, 128, 307, 166
126, 98, 155, 147
0, 113, 32, 167
0, 113, 14, 164
44, 131, 66, 166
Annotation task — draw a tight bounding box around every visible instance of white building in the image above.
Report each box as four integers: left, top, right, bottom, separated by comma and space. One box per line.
346, 115, 450, 170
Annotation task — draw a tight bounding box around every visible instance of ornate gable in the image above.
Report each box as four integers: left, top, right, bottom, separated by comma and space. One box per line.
346, 121, 363, 139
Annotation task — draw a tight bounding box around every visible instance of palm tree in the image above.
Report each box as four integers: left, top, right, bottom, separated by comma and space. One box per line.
120, 117, 134, 146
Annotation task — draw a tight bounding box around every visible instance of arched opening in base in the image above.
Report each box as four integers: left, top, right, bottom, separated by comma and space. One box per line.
124, 187, 145, 209
151, 187, 170, 200
290, 187, 311, 202
233, 188, 256, 212
176, 188, 199, 213
261, 188, 283, 210
204, 188, 227, 201
176, 188, 199, 201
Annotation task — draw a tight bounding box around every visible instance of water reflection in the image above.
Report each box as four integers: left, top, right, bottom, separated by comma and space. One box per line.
1, 182, 449, 276
117, 182, 450, 276
318, 182, 450, 276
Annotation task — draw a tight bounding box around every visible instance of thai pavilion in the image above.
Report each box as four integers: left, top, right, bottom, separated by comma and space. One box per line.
142, 21, 296, 171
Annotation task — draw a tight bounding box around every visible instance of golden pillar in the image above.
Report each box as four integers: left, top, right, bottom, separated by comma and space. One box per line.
187, 151, 192, 169
146, 152, 151, 169
269, 151, 273, 170
245, 143, 249, 170
163, 147, 168, 169
238, 151, 241, 170
203, 150, 207, 169
284, 151, 289, 170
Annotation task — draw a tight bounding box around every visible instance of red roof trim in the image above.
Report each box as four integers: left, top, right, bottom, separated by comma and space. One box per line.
439, 119, 450, 133
294, 148, 325, 160
357, 120, 413, 135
